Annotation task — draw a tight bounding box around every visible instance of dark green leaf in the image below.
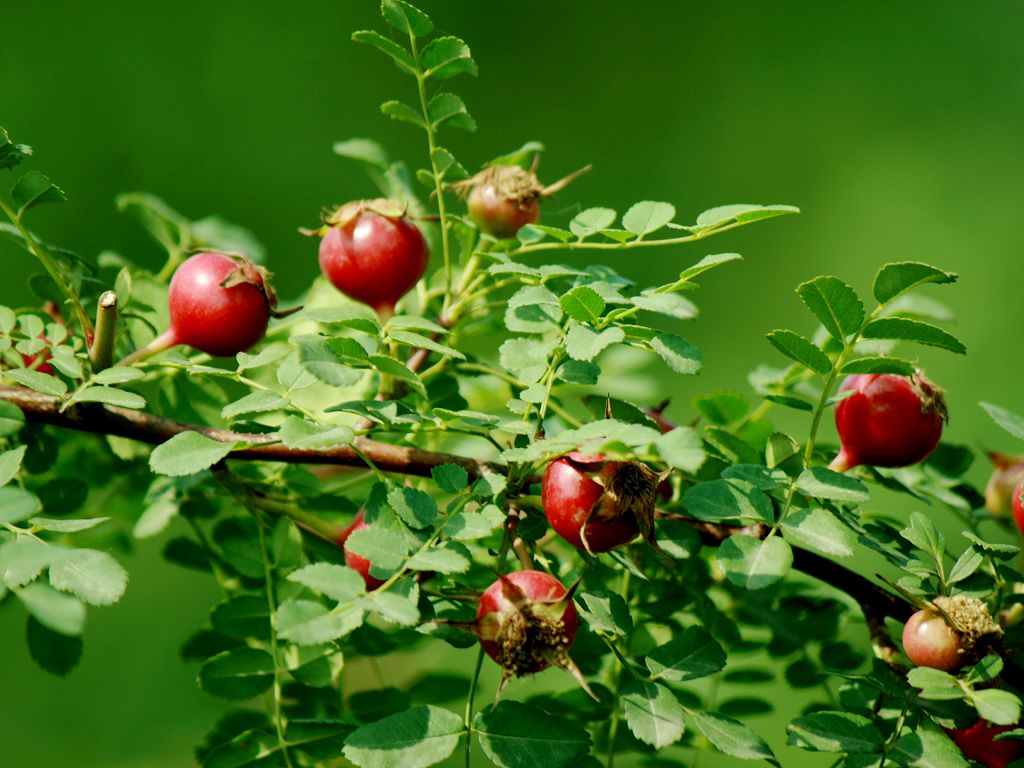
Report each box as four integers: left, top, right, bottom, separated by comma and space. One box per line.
981, 402, 1024, 442
862, 317, 966, 354
0, 400, 26, 437
840, 356, 917, 375
683, 479, 773, 524
645, 626, 727, 682
766, 330, 832, 374
0, 126, 32, 170
692, 711, 779, 765
380, 0, 433, 37
781, 508, 856, 558
796, 276, 864, 341
12, 170, 66, 213
352, 30, 415, 72
198, 648, 275, 700
26, 615, 82, 677
474, 700, 590, 768
421, 36, 476, 79
427, 92, 475, 132
577, 590, 633, 636
786, 711, 884, 754
431, 464, 468, 493
380, 100, 425, 127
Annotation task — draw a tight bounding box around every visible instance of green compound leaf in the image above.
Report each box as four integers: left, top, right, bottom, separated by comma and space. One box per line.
717, 534, 793, 591
198, 647, 275, 700
343, 705, 463, 768
352, 30, 416, 73
645, 626, 727, 682
786, 711, 884, 754
12, 170, 66, 214
796, 276, 865, 342
623, 201, 676, 235
862, 317, 966, 355
149, 431, 237, 477
380, 0, 433, 38
474, 700, 591, 768
621, 677, 686, 748
692, 712, 779, 766
873, 261, 958, 305
560, 286, 606, 324
421, 36, 476, 79
766, 329, 832, 374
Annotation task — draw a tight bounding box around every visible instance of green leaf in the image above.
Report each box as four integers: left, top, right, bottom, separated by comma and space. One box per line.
630, 291, 698, 320
388, 330, 465, 360
981, 402, 1024, 442
198, 648, 275, 700
276, 599, 365, 645
889, 718, 969, 768
221, 391, 289, 421
343, 706, 463, 768
560, 286, 605, 324
781, 507, 856, 558
0, 400, 26, 437
431, 464, 468, 493
499, 337, 555, 383
796, 276, 865, 342
570, 207, 616, 237
31, 517, 109, 533
149, 431, 237, 477
862, 317, 966, 354
427, 92, 475, 132
446, 504, 504, 541
474, 700, 591, 768
654, 427, 705, 473
289, 563, 365, 603
650, 333, 702, 375
352, 30, 415, 72
0, 445, 27, 487
972, 688, 1023, 725
12, 170, 66, 214
577, 590, 633, 636
0, 535, 54, 587
873, 262, 958, 305
796, 467, 869, 503
677, 252, 743, 283
840, 356, 917, 375
134, 496, 178, 539
694, 203, 799, 229
93, 366, 147, 385
369, 579, 420, 625
4, 368, 68, 397
277, 417, 355, 451
0, 126, 32, 170
210, 595, 270, 640
380, 99, 425, 127
683, 480, 773, 524
380, 0, 433, 37
115, 192, 189, 254
67, 385, 147, 410
623, 201, 675, 235
26, 615, 82, 677
0, 486, 41, 524
406, 544, 471, 574
422, 36, 476, 79
564, 324, 623, 362
786, 711, 884, 754
645, 626, 727, 682
346, 526, 409, 572
369, 354, 425, 396
717, 535, 793, 590
766, 330, 832, 374
621, 678, 686, 748
49, 548, 128, 606
692, 712, 779, 765
303, 305, 381, 334
388, 485, 437, 529
16, 582, 86, 635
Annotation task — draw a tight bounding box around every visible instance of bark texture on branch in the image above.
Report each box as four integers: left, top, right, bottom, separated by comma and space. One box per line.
0, 385, 500, 479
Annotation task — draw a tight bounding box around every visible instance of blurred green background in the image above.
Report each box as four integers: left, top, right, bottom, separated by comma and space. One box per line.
2, 1, 1024, 766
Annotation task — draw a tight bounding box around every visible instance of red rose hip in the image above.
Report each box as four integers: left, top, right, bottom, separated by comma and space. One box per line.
314, 199, 428, 318
338, 510, 385, 591
1012, 477, 1024, 535
829, 370, 947, 472
948, 720, 1023, 768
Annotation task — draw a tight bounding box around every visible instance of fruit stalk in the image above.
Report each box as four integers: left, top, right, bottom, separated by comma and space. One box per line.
89, 290, 118, 372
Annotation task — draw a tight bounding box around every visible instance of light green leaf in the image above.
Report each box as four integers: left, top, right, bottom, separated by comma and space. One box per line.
692, 712, 779, 765
93, 367, 146, 385
278, 417, 355, 451
17, 582, 85, 635
0, 486, 41, 524
149, 431, 237, 477
564, 324, 623, 362
380, 0, 433, 37
431, 464, 468, 493
694, 203, 799, 229
388, 330, 465, 360
289, 563, 365, 603
49, 548, 128, 606
654, 427, 705, 473
68, 385, 147, 410
4, 368, 67, 397
221, 390, 289, 421
796, 467, 869, 502
0, 445, 27, 487
406, 544, 471, 574
630, 292, 698, 320
351, 30, 415, 73
560, 286, 605, 324
717, 535, 793, 590
677, 252, 743, 283
0, 400, 26, 437
427, 92, 475, 132
276, 598, 365, 645
380, 99, 425, 127
621, 678, 686, 748
344, 706, 462, 768
422, 36, 476, 79
570, 208, 616, 237
981, 402, 1024, 442
623, 201, 675, 235
781, 507, 856, 558
650, 333, 702, 375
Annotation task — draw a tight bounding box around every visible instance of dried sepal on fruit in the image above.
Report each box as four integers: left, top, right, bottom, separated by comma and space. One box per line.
543, 451, 670, 554
902, 595, 1003, 672
472, 569, 595, 701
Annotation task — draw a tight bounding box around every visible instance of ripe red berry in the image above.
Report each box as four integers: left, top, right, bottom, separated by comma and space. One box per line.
338, 510, 385, 591
315, 199, 428, 317
1011, 478, 1024, 535
829, 371, 947, 472
948, 720, 1024, 768
902, 609, 963, 672
542, 452, 669, 553
476, 570, 578, 675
